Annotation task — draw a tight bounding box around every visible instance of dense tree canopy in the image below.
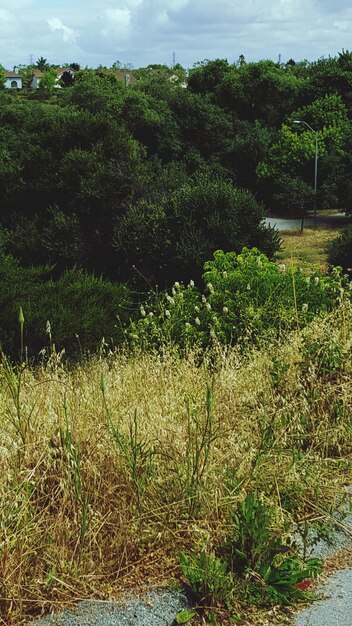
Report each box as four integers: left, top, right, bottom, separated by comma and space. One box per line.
1, 53, 352, 355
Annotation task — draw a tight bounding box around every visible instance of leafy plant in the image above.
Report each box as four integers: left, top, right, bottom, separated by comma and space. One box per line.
127, 248, 350, 353
180, 493, 323, 612
175, 609, 197, 624
180, 551, 234, 607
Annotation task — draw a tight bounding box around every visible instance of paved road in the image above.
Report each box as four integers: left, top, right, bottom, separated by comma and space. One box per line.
295, 568, 352, 626
28, 590, 190, 626
264, 214, 350, 231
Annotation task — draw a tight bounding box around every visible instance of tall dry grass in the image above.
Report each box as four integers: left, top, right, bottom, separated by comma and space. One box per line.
0, 302, 352, 624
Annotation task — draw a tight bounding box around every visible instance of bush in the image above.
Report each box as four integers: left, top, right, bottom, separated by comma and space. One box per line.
126, 248, 349, 352
113, 174, 281, 288
327, 226, 352, 271
0, 248, 131, 359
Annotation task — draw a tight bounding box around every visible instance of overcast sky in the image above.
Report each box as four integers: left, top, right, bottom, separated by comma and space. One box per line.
0, 0, 351, 70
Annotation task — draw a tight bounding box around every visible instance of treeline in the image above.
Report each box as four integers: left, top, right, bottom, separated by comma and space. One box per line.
1, 53, 352, 356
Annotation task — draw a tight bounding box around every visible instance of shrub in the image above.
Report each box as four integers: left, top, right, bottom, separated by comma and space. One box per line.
327, 226, 352, 271
0, 247, 131, 359
126, 248, 349, 352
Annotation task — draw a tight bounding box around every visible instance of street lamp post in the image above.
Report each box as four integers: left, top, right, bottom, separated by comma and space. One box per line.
293, 120, 318, 225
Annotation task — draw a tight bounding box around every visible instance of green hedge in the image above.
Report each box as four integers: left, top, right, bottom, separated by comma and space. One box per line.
0, 249, 131, 359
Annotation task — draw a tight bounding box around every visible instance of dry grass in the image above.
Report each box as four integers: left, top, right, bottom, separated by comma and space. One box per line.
1, 304, 352, 624
277, 226, 342, 270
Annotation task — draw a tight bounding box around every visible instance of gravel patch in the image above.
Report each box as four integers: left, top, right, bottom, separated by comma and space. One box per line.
28, 589, 191, 626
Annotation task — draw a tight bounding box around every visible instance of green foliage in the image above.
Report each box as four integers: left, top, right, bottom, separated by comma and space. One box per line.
327, 227, 352, 270
39, 67, 58, 93
0, 65, 5, 90
114, 174, 279, 287
0, 246, 131, 359
61, 69, 124, 116
180, 493, 323, 612
225, 492, 280, 573
127, 248, 349, 352
171, 176, 279, 278
175, 610, 197, 624
258, 94, 352, 213
180, 551, 234, 606
36, 56, 49, 72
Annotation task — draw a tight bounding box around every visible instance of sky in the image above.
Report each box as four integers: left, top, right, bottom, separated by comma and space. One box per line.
0, 0, 351, 70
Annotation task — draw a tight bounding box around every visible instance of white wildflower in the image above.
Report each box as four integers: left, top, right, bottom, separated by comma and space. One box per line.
278, 263, 286, 272
223, 271, 227, 278
195, 305, 200, 312
174, 281, 180, 289
247, 283, 251, 290
185, 322, 191, 330
202, 295, 207, 303
207, 282, 214, 293
257, 258, 263, 268
306, 277, 311, 285
172, 287, 176, 296
165, 309, 171, 318
314, 276, 319, 286
210, 328, 216, 339
195, 317, 201, 326
302, 303, 308, 313
149, 312, 153, 317
223, 306, 229, 314
206, 302, 211, 311
189, 279, 195, 288
140, 306, 146, 317
166, 295, 175, 305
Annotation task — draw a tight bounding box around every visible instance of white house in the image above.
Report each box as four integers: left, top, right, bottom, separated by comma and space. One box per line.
29, 69, 43, 89
4, 70, 22, 89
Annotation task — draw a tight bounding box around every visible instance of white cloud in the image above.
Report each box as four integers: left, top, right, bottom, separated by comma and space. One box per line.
102, 7, 132, 35
47, 17, 76, 43
334, 19, 350, 31
0, 8, 15, 25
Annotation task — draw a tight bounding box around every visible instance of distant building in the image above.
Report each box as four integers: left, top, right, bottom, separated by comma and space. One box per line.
29, 69, 43, 89
29, 67, 76, 89
4, 70, 22, 89
113, 69, 139, 86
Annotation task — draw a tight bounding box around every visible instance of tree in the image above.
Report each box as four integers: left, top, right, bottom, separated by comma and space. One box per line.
170, 174, 280, 281
36, 56, 50, 71
16, 64, 36, 88
39, 67, 57, 93
188, 59, 231, 96
0, 65, 5, 89
217, 60, 304, 127
61, 69, 124, 116
257, 94, 352, 214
